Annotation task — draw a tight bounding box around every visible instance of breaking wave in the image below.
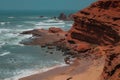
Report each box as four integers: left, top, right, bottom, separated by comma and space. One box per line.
4, 63, 66, 80
0, 51, 11, 57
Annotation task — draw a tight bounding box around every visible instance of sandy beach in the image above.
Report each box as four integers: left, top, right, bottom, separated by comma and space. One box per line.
19, 56, 105, 80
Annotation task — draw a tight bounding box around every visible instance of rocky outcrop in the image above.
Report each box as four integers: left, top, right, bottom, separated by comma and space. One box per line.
58, 13, 73, 20
21, 27, 67, 46
58, 13, 67, 20
49, 27, 63, 33
68, 0, 120, 45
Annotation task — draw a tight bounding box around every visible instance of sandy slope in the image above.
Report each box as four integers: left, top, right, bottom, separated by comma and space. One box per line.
20, 55, 105, 80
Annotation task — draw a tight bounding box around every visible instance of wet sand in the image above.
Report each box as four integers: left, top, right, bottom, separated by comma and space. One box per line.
19, 56, 105, 80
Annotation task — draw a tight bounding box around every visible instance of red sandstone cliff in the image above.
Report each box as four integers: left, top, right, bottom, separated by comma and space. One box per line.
67, 0, 120, 80
68, 0, 120, 45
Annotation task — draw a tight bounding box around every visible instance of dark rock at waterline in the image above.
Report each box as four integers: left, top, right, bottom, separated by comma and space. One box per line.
47, 46, 54, 49
39, 16, 44, 18
58, 13, 67, 20
58, 13, 73, 21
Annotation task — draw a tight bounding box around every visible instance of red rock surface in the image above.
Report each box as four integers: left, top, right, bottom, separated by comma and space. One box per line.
66, 0, 120, 80
49, 27, 64, 33
21, 27, 67, 46
100, 44, 120, 80
68, 0, 120, 45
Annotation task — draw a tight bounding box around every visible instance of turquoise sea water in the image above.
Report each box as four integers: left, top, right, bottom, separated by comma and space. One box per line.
0, 10, 74, 80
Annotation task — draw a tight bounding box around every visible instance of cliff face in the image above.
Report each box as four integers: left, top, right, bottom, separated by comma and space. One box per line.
67, 0, 120, 80
101, 45, 120, 80
68, 0, 120, 45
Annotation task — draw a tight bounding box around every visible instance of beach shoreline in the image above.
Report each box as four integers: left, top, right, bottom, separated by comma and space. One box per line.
19, 56, 105, 80
3, 63, 67, 80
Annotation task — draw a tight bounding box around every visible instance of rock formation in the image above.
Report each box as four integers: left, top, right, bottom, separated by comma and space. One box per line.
58, 13, 73, 20
58, 13, 67, 20
21, 0, 120, 80
101, 44, 120, 80
21, 27, 67, 46
68, 0, 120, 45
67, 0, 120, 80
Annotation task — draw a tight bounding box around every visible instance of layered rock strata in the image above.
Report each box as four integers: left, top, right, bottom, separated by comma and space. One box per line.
68, 0, 120, 45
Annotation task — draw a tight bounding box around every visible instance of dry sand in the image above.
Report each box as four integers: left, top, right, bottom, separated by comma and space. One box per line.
19, 56, 105, 80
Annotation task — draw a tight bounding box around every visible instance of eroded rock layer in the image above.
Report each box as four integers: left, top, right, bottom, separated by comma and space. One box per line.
101, 45, 120, 80
68, 0, 120, 45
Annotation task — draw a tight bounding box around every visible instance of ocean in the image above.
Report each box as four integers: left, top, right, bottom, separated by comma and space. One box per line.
0, 10, 74, 80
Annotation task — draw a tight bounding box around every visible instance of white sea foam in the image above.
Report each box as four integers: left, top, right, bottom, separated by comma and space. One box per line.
43, 19, 64, 23
0, 42, 5, 48
67, 24, 72, 26
8, 17, 15, 19
14, 34, 32, 46
4, 63, 67, 80
0, 28, 32, 46
17, 25, 23, 28
23, 19, 65, 30
0, 22, 10, 25
0, 28, 10, 31
24, 21, 37, 24
35, 19, 65, 26
35, 19, 65, 29
35, 25, 64, 29
36, 22, 65, 26
5, 34, 32, 46
0, 22, 6, 25
0, 52, 10, 56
